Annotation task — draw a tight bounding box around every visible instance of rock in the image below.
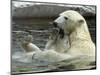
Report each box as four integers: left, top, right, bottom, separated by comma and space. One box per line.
12, 1, 96, 18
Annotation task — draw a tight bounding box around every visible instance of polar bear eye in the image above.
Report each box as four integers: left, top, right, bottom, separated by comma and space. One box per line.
64, 17, 68, 20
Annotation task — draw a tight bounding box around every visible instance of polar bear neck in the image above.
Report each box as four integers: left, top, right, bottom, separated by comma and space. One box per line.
69, 22, 92, 44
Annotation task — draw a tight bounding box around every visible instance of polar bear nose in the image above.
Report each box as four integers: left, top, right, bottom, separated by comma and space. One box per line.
52, 22, 58, 27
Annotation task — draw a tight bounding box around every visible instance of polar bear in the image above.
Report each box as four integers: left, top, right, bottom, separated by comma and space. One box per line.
53, 10, 95, 57
15, 10, 95, 66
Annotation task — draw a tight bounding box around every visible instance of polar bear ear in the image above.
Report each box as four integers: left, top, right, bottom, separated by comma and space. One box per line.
78, 19, 84, 24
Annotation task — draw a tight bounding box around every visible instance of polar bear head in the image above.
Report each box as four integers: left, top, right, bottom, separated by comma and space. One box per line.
53, 10, 88, 35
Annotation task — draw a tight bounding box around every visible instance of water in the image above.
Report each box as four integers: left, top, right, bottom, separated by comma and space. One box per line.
11, 18, 56, 73
11, 18, 96, 74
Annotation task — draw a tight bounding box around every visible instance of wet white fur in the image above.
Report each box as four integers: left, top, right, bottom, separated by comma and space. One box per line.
54, 10, 95, 57
16, 10, 95, 63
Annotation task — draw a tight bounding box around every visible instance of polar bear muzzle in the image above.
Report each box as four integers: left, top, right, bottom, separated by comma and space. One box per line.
51, 22, 65, 38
